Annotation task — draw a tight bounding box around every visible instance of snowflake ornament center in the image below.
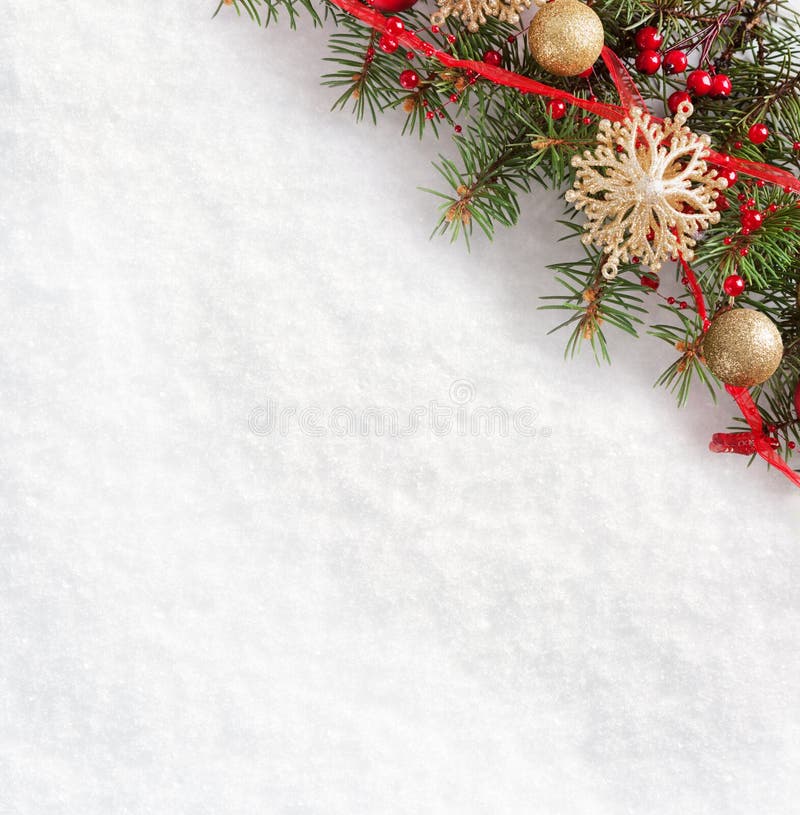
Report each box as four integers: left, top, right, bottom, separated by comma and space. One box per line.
564, 101, 728, 280
638, 175, 665, 201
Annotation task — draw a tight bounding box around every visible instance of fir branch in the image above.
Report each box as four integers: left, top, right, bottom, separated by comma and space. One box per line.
214, 0, 323, 28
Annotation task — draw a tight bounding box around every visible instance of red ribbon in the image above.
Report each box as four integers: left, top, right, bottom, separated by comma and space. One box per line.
708, 431, 778, 455
678, 254, 708, 331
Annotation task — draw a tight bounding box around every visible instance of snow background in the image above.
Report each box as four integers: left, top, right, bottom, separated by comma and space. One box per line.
3, 2, 800, 813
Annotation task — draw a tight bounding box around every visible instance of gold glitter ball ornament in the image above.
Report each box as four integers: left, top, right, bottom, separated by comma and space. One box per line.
527, 0, 604, 77
702, 308, 783, 387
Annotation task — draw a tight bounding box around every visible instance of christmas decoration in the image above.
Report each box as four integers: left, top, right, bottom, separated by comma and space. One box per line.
663, 50, 687, 74
722, 274, 745, 297
687, 69, 713, 95
635, 49, 661, 74
667, 90, 691, 114
431, 0, 531, 34
634, 25, 662, 51
702, 308, 784, 387
564, 102, 726, 279
748, 122, 770, 144
711, 74, 732, 97
527, 0, 605, 77
378, 33, 400, 52
399, 69, 419, 88
547, 98, 567, 119
220, 0, 800, 489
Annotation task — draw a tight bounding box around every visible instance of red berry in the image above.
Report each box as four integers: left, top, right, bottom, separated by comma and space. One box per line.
715, 195, 730, 212
723, 274, 746, 297
446, 33, 456, 43
425, 110, 434, 119
378, 34, 399, 53
385, 16, 405, 35
582, 116, 592, 125
635, 26, 663, 51
454, 124, 462, 133
793, 141, 800, 151
711, 74, 732, 97
716, 167, 738, 187
723, 236, 733, 245
668, 90, 692, 114
667, 296, 676, 305
768, 203, 778, 213
739, 247, 749, 256
547, 99, 567, 120
430, 24, 440, 33
482, 49, 502, 67
507, 34, 516, 43
733, 141, 743, 149
740, 209, 763, 231
399, 69, 420, 89
640, 275, 659, 290
687, 70, 713, 95
635, 49, 662, 74
748, 122, 769, 144
663, 50, 687, 74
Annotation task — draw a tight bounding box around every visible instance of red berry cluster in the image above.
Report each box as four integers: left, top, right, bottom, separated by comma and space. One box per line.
632, 25, 696, 82
632, 25, 735, 116
633, 26, 664, 74
666, 65, 734, 113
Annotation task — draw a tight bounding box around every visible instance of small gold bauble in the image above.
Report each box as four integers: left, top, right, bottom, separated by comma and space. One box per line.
702, 308, 783, 387
527, 0, 604, 77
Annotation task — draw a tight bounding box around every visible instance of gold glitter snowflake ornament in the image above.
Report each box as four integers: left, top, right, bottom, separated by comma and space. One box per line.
564, 101, 728, 279
431, 0, 531, 33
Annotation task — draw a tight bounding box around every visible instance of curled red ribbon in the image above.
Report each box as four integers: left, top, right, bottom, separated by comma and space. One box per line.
724, 385, 800, 487
708, 431, 778, 455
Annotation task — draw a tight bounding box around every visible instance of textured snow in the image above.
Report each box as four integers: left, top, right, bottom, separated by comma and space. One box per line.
2, 3, 800, 813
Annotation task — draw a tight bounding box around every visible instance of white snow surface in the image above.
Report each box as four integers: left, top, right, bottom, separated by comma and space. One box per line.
3, 3, 800, 813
